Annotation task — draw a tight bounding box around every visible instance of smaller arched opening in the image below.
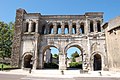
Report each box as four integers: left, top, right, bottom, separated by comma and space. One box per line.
90, 21, 94, 32
72, 23, 76, 34
97, 21, 101, 32
43, 45, 59, 69
23, 54, 33, 68
64, 23, 69, 34
25, 22, 29, 32
80, 22, 84, 34
49, 25, 54, 34
93, 54, 102, 71
57, 23, 61, 34
31, 22, 36, 32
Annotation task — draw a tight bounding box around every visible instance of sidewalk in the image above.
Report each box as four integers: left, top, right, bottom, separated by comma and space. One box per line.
0, 69, 120, 78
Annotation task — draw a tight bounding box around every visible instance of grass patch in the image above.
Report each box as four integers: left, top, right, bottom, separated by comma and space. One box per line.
0, 64, 12, 69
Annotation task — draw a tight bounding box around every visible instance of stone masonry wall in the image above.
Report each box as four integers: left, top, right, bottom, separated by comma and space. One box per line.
11, 9, 26, 68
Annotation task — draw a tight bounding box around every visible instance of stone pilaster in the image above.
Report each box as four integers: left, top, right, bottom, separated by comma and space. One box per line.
87, 21, 90, 33
94, 20, 97, 32
32, 34, 39, 70
76, 22, 80, 35
61, 22, 65, 34
35, 20, 39, 33
85, 18, 89, 34
86, 36, 90, 70
53, 22, 57, 34
68, 22, 72, 34
39, 51, 44, 69
28, 20, 32, 32
59, 52, 67, 70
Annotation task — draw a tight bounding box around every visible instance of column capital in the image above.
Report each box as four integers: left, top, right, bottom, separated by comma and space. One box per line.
61, 22, 65, 25
53, 22, 57, 26
68, 21, 72, 26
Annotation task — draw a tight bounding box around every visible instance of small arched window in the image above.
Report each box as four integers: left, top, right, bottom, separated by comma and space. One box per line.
80, 23, 84, 34
49, 25, 53, 34
65, 24, 69, 34
72, 23, 76, 34
57, 24, 61, 34
25, 22, 29, 32
90, 21, 94, 32
31, 22, 36, 32
97, 21, 101, 32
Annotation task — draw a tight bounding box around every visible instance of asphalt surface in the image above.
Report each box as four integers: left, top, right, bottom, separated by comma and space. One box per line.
0, 73, 120, 80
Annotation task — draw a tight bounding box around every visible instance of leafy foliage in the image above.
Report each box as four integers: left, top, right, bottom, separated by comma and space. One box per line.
72, 57, 76, 62
69, 62, 82, 69
0, 21, 14, 58
71, 51, 79, 58
53, 54, 59, 58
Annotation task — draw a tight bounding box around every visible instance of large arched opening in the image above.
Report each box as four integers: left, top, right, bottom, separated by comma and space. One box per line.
43, 45, 59, 69
23, 54, 33, 69
65, 43, 83, 70
93, 54, 102, 71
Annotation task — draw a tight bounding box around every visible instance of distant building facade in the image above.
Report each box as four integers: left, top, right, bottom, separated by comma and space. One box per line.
11, 8, 108, 71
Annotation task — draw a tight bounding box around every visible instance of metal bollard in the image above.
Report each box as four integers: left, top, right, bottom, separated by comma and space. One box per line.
99, 72, 102, 76
29, 68, 32, 74
61, 70, 64, 75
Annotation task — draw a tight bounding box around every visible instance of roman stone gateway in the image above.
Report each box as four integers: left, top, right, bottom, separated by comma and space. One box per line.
11, 8, 108, 71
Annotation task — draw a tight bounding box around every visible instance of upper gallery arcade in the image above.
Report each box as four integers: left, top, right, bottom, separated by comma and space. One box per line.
22, 9, 103, 35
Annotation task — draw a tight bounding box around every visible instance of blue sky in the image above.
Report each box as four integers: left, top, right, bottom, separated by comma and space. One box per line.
50, 47, 80, 58
0, 0, 120, 23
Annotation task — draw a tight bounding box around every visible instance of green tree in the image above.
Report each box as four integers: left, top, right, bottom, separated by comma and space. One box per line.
71, 51, 79, 58
72, 57, 76, 62
0, 21, 14, 59
53, 54, 58, 58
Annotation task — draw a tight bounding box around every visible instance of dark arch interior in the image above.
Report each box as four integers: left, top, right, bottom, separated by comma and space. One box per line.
90, 21, 94, 32
31, 22, 36, 32
97, 21, 101, 32
80, 23, 84, 34
24, 54, 33, 68
25, 22, 29, 32
93, 54, 102, 71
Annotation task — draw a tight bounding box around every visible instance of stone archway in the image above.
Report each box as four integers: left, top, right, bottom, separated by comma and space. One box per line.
23, 54, 33, 68
93, 54, 102, 71
90, 52, 103, 71
64, 42, 84, 70
42, 45, 60, 69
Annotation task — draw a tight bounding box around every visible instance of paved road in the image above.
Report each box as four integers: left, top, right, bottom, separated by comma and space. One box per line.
0, 73, 120, 80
